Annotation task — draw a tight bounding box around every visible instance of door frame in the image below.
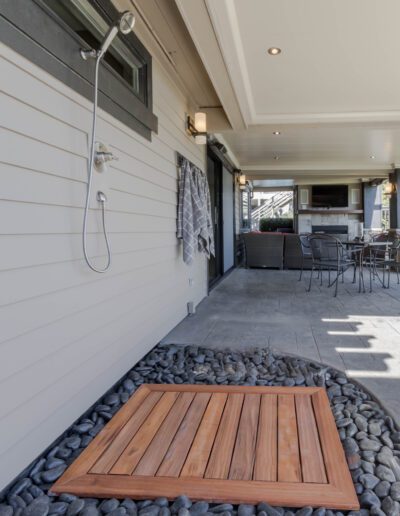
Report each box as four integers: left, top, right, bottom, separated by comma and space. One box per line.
207, 147, 224, 289
207, 144, 238, 289
222, 165, 236, 274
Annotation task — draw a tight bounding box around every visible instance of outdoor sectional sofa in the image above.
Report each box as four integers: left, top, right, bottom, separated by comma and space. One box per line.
242, 232, 312, 270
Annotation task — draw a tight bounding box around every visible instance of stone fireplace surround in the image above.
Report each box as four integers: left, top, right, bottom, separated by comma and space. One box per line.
298, 212, 363, 240
311, 224, 348, 241
297, 185, 363, 240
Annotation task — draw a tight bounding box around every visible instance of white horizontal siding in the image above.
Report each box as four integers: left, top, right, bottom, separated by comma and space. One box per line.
0, 41, 207, 488
1, 232, 176, 270
0, 277, 188, 455
0, 255, 179, 343
1, 246, 180, 307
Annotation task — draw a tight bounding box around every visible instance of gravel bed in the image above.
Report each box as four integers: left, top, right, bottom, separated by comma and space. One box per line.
1, 345, 400, 516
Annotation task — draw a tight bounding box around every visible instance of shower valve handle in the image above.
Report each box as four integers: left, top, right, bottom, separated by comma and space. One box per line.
94, 151, 118, 167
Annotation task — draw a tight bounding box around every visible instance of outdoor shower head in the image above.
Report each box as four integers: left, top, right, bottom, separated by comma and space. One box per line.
97, 11, 135, 59
118, 11, 136, 34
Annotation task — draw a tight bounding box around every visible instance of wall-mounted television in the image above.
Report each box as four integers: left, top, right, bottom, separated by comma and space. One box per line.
311, 185, 348, 208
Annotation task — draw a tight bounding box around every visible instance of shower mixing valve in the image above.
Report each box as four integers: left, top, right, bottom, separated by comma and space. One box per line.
94, 142, 118, 172
95, 151, 117, 166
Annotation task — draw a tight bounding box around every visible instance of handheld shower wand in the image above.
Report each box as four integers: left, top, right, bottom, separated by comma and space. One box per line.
81, 11, 135, 273
81, 11, 135, 60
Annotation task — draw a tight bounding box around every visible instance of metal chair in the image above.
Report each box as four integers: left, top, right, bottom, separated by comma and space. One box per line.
392, 234, 400, 284
308, 234, 357, 297
370, 237, 400, 289
362, 233, 390, 291
298, 233, 312, 281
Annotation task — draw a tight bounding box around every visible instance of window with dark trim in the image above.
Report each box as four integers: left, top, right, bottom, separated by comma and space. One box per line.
0, 0, 158, 140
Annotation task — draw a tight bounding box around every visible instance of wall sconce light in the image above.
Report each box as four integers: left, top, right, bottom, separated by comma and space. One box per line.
186, 112, 207, 144
384, 182, 396, 196
239, 173, 247, 186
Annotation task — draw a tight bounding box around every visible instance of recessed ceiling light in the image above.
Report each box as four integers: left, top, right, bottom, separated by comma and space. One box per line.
370, 155, 375, 159
273, 131, 281, 135
268, 47, 281, 56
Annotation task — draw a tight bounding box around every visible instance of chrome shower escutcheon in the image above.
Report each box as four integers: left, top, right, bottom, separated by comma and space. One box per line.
97, 191, 107, 203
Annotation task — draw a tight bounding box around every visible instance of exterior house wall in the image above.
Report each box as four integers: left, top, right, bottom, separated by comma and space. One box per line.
0, 41, 207, 489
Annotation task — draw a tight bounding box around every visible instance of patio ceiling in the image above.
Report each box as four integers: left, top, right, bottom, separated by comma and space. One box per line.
175, 0, 400, 179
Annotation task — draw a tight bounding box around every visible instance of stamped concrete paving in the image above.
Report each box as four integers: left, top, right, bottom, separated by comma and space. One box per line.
162, 268, 400, 426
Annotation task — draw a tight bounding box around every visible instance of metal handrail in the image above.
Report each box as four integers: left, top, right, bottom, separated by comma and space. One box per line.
252, 191, 292, 221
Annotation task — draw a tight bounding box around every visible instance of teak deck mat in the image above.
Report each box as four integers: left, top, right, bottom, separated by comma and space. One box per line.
52, 385, 359, 510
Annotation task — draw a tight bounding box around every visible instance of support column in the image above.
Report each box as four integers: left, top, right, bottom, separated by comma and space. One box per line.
363, 182, 382, 230
389, 169, 400, 230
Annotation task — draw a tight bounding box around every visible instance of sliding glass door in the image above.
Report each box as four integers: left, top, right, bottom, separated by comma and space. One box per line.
207, 151, 223, 288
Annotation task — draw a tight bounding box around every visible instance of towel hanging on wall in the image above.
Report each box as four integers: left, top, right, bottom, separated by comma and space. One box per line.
177, 153, 215, 265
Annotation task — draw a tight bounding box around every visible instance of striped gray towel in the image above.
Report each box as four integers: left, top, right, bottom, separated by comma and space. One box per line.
177, 157, 214, 265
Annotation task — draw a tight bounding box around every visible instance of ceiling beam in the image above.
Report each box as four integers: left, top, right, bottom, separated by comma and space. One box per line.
246, 172, 389, 178
245, 169, 389, 181
174, 0, 246, 131
243, 164, 392, 172
248, 175, 387, 185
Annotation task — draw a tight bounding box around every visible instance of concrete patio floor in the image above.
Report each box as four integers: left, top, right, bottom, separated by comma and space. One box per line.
162, 268, 400, 426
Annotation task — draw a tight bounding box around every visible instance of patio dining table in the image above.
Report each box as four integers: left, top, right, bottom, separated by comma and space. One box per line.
343, 240, 393, 292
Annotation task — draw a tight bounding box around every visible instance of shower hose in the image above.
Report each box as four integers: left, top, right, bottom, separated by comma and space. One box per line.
82, 55, 112, 273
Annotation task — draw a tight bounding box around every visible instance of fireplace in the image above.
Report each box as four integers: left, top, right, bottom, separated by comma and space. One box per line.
311, 225, 348, 241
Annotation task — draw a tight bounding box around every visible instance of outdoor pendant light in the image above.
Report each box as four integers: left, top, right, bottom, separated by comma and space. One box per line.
384, 182, 396, 196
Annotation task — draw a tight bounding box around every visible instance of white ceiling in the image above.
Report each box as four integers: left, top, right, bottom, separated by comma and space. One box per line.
219, 123, 398, 169
175, 0, 400, 178
207, 0, 400, 124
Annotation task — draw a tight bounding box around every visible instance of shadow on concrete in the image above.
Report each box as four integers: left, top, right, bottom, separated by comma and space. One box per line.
162, 268, 400, 424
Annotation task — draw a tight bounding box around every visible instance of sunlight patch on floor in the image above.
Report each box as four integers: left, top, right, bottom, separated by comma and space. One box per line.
345, 370, 400, 378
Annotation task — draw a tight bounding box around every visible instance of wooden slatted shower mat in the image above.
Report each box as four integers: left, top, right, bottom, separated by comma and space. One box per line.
52, 384, 359, 510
